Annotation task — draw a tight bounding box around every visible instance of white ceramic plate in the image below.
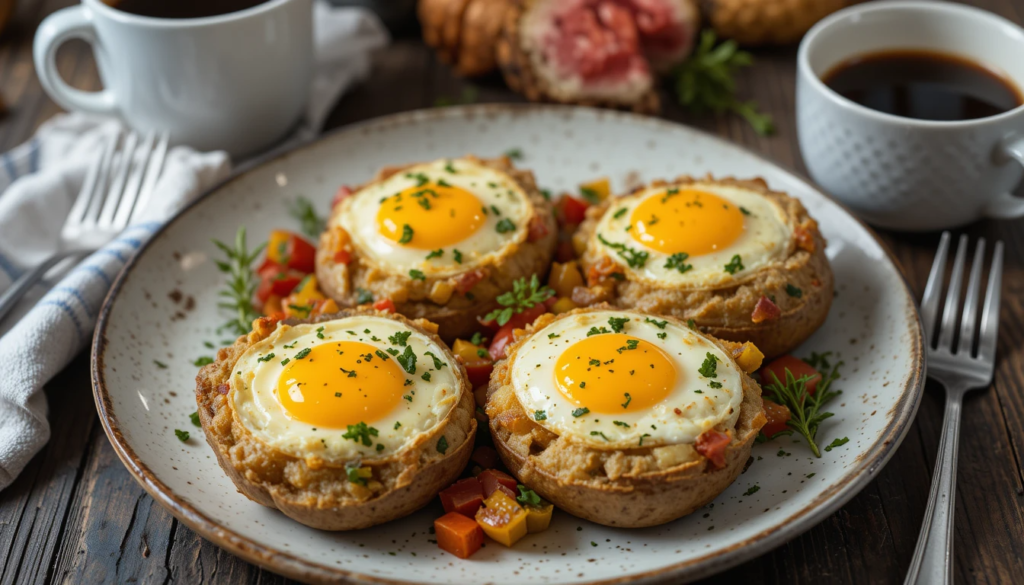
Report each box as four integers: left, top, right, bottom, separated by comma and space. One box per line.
92, 105, 925, 584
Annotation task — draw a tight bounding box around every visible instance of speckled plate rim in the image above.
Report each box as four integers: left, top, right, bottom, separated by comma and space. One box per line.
91, 104, 926, 585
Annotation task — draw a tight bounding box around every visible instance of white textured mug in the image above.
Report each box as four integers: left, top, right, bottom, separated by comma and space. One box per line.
34, 0, 313, 158
797, 1, 1024, 231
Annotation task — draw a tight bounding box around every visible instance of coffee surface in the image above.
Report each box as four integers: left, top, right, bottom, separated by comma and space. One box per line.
107, 0, 269, 19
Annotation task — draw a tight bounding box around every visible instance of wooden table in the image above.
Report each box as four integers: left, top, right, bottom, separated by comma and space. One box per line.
1, 0, 1022, 583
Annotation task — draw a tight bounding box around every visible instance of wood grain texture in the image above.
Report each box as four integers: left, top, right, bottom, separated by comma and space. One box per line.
0, 0, 1023, 583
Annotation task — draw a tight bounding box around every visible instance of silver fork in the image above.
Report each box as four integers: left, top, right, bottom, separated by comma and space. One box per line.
905, 232, 1004, 585
0, 130, 168, 324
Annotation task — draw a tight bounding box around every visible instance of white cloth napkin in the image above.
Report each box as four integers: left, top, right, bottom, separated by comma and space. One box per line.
0, 3, 389, 491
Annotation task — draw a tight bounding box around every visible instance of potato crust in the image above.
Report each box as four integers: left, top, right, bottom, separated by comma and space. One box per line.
314, 156, 557, 343
194, 309, 476, 531
574, 177, 833, 359
486, 308, 766, 528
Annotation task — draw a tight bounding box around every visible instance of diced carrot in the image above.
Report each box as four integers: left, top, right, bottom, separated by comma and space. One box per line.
475, 491, 527, 547
479, 469, 517, 499
435, 512, 484, 559
439, 478, 484, 517
695, 429, 731, 469
471, 446, 499, 469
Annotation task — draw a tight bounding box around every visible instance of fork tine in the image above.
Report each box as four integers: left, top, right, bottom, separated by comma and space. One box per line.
921, 231, 951, 346
130, 132, 168, 222
937, 234, 969, 350
81, 130, 120, 227
957, 238, 986, 356
65, 138, 108, 228
98, 132, 138, 228
112, 133, 155, 229
978, 241, 1004, 366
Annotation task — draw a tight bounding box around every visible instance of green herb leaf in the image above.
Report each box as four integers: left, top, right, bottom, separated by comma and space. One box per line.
698, 352, 719, 378
785, 284, 803, 298
397, 346, 417, 374
571, 407, 590, 418
495, 218, 516, 233
505, 148, 524, 160
590, 431, 610, 441
763, 360, 843, 457
824, 436, 849, 452
597, 233, 649, 268
154, 360, 167, 369
389, 331, 412, 346
483, 275, 555, 326
356, 288, 374, 304
426, 249, 444, 260
437, 436, 449, 454
621, 393, 632, 409
189, 412, 201, 427
608, 316, 629, 333
409, 269, 426, 281
211, 227, 265, 336
665, 252, 693, 274
294, 348, 312, 360
424, 351, 446, 369
399, 224, 414, 244
516, 484, 542, 506
193, 356, 214, 367
342, 422, 380, 447
613, 421, 629, 428
724, 254, 744, 274
288, 196, 326, 239
742, 484, 760, 496
174, 429, 189, 442
534, 410, 547, 421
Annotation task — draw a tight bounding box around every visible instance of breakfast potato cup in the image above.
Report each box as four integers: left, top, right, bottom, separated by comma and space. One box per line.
486, 306, 767, 528
195, 308, 476, 531
315, 155, 557, 343
573, 176, 833, 360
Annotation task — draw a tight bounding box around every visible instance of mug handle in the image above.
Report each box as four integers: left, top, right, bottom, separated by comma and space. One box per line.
987, 134, 1024, 219
33, 5, 119, 116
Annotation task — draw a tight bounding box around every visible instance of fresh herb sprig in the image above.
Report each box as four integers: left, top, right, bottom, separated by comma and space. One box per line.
484, 274, 555, 326
671, 30, 775, 136
212, 227, 265, 336
762, 361, 843, 457
288, 197, 326, 239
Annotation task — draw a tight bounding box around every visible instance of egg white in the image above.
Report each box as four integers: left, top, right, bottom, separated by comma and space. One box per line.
509, 310, 743, 449
338, 158, 533, 276
592, 182, 792, 288
231, 316, 460, 465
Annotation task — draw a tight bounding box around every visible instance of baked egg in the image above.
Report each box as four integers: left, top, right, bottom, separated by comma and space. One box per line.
230, 315, 461, 464
338, 158, 533, 276
509, 310, 742, 448
592, 181, 791, 287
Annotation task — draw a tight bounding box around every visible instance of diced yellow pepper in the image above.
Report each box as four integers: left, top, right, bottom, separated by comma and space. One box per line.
429, 280, 455, 304
453, 339, 486, 363
551, 297, 577, 314
733, 341, 765, 373
266, 230, 291, 265
579, 178, 610, 202
284, 275, 325, 318
524, 502, 553, 533
475, 491, 528, 547
549, 261, 584, 298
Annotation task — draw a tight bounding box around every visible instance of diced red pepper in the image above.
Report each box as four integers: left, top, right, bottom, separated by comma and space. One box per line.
434, 512, 484, 559
463, 361, 494, 387
488, 323, 517, 361
794, 227, 816, 253
527, 215, 550, 242
439, 478, 485, 517
333, 249, 352, 264
556, 195, 589, 226
255, 262, 305, 303
373, 298, 396, 313
556, 240, 576, 262
471, 445, 499, 469
332, 185, 354, 208
751, 295, 781, 323
762, 398, 792, 437
695, 429, 731, 469
478, 469, 518, 499
761, 355, 822, 395
267, 230, 317, 274
455, 269, 486, 294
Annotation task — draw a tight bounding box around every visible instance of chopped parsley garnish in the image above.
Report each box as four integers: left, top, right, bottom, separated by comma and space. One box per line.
342, 422, 379, 446
386, 348, 399, 356
590, 431, 610, 441
709, 381, 723, 389
394, 421, 402, 430
288, 196, 326, 239
280, 358, 290, 366
742, 484, 760, 496
579, 187, 601, 204
294, 348, 312, 360
579, 382, 586, 389
407, 172, 430, 186
426, 249, 444, 260
409, 269, 426, 281
417, 197, 432, 210
444, 161, 457, 174
398, 224, 414, 244
421, 372, 432, 381
403, 394, 413, 401
376, 444, 385, 452
476, 348, 488, 358
534, 410, 547, 421
644, 318, 667, 329
516, 485, 541, 507
389, 331, 412, 346
483, 274, 554, 326
288, 303, 312, 317
613, 421, 629, 428
597, 233, 649, 268
621, 393, 632, 408
375, 349, 390, 361
657, 332, 667, 339
193, 356, 214, 367
548, 333, 560, 339
346, 465, 368, 486
694, 389, 704, 394
665, 252, 693, 274
699, 353, 719, 377
639, 433, 651, 446
612, 207, 628, 219
154, 360, 167, 369
453, 249, 463, 263
316, 326, 325, 339
571, 407, 590, 418
174, 429, 189, 442
686, 319, 697, 330
424, 351, 446, 369
589, 358, 601, 367
740, 206, 752, 216
616, 339, 639, 354
608, 316, 629, 333
495, 218, 516, 233
785, 284, 803, 298
490, 205, 501, 216
824, 437, 849, 452
354, 288, 373, 304
437, 436, 449, 454
397, 346, 417, 374
505, 148, 524, 160
189, 412, 201, 427
470, 331, 486, 346
339, 367, 356, 378
723, 254, 744, 274
257, 353, 275, 363
587, 326, 610, 336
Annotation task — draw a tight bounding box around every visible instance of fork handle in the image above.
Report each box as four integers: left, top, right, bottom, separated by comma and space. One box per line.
905, 390, 964, 585
0, 251, 78, 324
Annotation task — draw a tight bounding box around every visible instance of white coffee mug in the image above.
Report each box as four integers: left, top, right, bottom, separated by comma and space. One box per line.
34, 0, 313, 158
797, 0, 1024, 231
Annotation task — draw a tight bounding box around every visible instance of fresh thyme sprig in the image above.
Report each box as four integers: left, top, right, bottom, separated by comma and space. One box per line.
484, 274, 554, 326
288, 197, 326, 239
762, 360, 843, 457
671, 30, 775, 136
212, 227, 265, 336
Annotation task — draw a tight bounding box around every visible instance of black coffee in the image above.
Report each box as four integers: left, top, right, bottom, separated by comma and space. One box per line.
822, 49, 1022, 121
107, 0, 268, 19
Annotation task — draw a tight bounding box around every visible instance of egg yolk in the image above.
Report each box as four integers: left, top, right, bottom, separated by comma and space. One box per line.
629, 189, 745, 257
377, 182, 486, 249
275, 341, 404, 429
554, 333, 676, 414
